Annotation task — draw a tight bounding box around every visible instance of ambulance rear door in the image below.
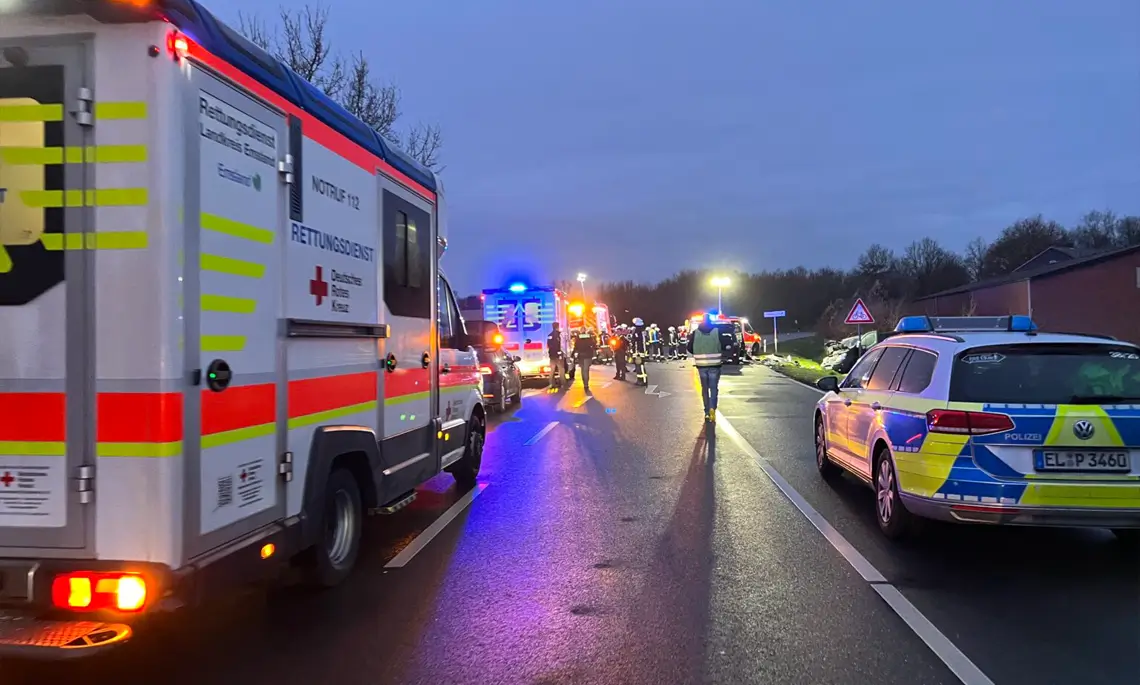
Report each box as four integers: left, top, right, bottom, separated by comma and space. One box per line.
0, 38, 92, 552
181, 68, 287, 559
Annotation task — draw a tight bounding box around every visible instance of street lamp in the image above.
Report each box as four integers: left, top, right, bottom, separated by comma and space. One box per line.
576, 272, 587, 299
710, 276, 730, 314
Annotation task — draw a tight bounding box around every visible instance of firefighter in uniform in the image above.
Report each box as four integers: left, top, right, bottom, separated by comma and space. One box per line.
631, 318, 649, 386
612, 325, 629, 380
572, 327, 597, 392
547, 321, 566, 391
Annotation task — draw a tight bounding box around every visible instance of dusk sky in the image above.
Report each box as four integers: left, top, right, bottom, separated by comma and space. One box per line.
219, 0, 1140, 296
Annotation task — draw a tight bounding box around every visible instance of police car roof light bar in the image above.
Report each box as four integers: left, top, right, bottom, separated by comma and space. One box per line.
896, 315, 1038, 334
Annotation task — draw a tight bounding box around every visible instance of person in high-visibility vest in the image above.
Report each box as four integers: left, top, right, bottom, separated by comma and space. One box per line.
687, 312, 728, 422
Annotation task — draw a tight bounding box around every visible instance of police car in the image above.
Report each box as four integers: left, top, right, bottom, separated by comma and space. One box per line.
812, 315, 1140, 542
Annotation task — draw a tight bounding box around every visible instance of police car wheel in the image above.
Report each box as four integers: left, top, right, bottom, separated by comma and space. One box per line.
815, 417, 839, 479
874, 449, 914, 540
496, 390, 508, 414
450, 414, 485, 489
305, 467, 363, 588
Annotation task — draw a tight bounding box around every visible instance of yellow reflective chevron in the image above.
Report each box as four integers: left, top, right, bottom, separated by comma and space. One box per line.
40, 231, 149, 251
21, 188, 148, 207
201, 253, 265, 278
200, 212, 274, 244
0, 145, 147, 165
0, 247, 11, 274
201, 335, 247, 352
201, 294, 257, 314
94, 101, 147, 120
0, 104, 62, 122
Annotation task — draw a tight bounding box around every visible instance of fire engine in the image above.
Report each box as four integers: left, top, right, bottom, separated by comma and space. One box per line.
0, 0, 483, 657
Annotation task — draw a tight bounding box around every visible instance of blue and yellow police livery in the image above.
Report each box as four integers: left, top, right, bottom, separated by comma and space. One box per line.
813, 315, 1140, 542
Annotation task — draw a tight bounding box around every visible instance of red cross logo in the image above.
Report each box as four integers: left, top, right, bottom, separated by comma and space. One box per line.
240, 470, 248, 482
0, 472, 12, 487
310, 266, 328, 306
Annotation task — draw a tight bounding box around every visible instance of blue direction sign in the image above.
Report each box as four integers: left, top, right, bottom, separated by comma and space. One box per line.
763, 310, 786, 318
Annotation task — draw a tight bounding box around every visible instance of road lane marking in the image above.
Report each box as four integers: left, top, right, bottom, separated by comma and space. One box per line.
524, 421, 559, 445
574, 396, 592, 408
715, 415, 884, 582
872, 584, 997, 685
384, 483, 487, 568
716, 412, 995, 685
600, 381, 613, 389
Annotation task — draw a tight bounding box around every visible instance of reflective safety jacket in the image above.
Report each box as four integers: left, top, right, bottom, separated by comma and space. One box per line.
689, 326, 723, 367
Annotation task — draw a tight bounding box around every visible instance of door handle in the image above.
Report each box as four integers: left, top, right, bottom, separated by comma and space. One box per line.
441, 364, 451, 374
871, 402, 882, 411
843, 398, 852, 406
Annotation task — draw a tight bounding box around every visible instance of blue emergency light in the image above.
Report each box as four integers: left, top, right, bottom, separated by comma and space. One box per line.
895, 315, 1038, 334
508, 283, 527, 293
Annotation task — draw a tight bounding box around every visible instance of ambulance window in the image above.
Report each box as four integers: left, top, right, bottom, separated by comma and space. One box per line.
393, 211, 408, 283
437, 277, 453, 344
896, 350, 937, 394
406, 216, 421, 288
382, 191, 431, 318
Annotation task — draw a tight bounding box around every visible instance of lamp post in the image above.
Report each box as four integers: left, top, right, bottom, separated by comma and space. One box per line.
576, 272, 587, 300
710, 276, 730, 315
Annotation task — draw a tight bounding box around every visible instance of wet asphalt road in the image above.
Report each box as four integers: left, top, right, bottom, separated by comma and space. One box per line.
6, 362, 1137, 684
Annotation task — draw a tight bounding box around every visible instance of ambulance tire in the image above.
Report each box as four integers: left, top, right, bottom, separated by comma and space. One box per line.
449, 414, 485, 489
304, 467, 363, 588
751, 343, 760, 357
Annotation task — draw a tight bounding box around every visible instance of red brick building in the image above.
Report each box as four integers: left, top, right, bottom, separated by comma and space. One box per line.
911, 244, 1140, 343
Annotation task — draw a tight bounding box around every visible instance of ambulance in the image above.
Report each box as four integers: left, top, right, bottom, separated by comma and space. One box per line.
0, 0, 484, 657
482, 283, 571, 380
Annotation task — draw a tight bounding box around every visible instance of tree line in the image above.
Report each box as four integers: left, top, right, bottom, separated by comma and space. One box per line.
592, 210, 1140, 337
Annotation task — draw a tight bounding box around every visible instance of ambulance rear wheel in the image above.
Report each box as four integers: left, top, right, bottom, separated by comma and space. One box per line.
751, 343, 760, 357
305, 467, 363, 588
449, 414, 485, 489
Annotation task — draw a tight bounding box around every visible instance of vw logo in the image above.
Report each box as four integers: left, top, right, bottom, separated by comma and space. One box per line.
1073, 420, 1095, 440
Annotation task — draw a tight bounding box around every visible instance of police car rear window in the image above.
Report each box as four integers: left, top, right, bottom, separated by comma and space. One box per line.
949, 344, 1140, 405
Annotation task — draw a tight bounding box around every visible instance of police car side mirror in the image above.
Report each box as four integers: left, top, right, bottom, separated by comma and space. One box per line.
816, 376, 840, 394
513, 355, 522, 362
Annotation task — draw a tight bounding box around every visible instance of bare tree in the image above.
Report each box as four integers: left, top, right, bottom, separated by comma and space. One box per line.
981, 215, 1071, 277
237, 4, 442, 170
855, 243, 895, 276
400, 123, 443, 171
963, 237, 988, 281
341, 51, 399, 139
1070, 210, 1118, 250
899, 237, 970, 297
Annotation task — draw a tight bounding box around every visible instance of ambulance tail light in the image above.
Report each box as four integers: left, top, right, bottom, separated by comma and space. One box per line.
166, 30, 189, 60
492, 333, 504, 345
51, 572, 149, 613
542, 364, 551, 374
479, 365, 493, 375
926, 409, 1014, 436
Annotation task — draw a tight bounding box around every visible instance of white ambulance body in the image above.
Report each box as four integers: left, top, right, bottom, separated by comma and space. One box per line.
482, 284, 570, 379
0, 0, 484, 657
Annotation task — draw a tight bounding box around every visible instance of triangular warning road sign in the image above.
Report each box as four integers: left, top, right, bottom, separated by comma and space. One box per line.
844, 298, 875, 325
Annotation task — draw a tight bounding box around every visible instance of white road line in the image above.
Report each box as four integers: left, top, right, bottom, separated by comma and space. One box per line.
873, 584, 997, 685
384, 483, 487, 568
715, 412, 995, 685
574, 396, 593, 408
600, 381, 613, 389
524, 420, 559, 445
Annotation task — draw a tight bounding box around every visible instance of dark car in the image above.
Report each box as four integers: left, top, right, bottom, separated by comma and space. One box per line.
716, 321, 743, 364
467, 320, 523, 413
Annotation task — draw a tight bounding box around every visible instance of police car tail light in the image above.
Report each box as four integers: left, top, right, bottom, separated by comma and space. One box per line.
926, 409, 1014, 436
51, 571, 149, 613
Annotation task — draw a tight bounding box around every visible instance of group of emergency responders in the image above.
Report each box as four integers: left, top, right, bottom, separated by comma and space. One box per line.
545, 319, 694, 391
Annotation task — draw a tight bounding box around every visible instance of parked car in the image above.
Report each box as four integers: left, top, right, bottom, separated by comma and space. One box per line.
467, 320, 524, 413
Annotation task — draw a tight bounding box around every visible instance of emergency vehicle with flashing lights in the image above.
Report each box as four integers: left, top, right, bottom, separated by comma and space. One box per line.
813, 315, 1140, 543
725, 316, 761, 357
482, 283, 573, 381
0, 0, 484, 658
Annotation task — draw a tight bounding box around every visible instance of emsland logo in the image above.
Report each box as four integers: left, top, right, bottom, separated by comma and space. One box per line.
252, 173, 262, 191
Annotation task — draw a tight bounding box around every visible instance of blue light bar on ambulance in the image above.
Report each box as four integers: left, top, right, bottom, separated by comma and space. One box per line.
508, 283, 527, 293
895, 315, 1038, 334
